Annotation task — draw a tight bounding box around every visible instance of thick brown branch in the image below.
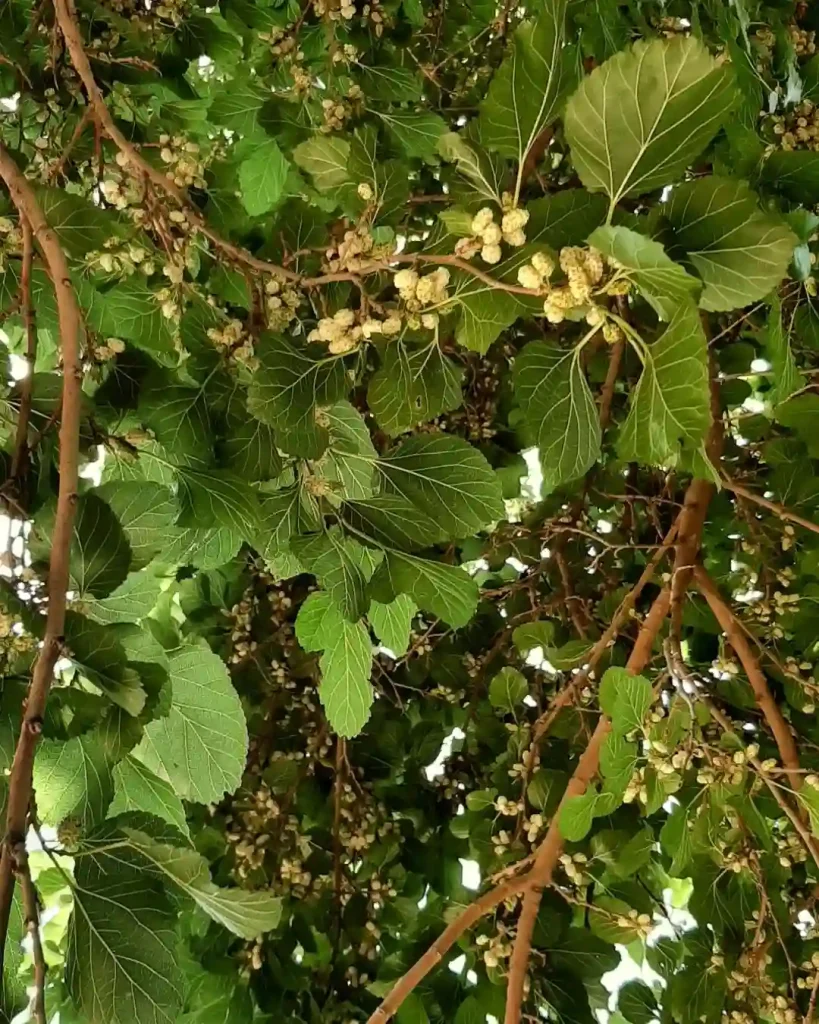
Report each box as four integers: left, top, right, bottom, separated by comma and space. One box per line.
503, 588, 671, 1024
722, 478, 819, 537
530, 519, 678, 748
9, 218, 36, 486
12, 841, 46, 1024
0, 144, 83, 970
598, 338, 624, 430
365, 871, 532, 1024
694, 566, 802, 786
669, 374, 723, 642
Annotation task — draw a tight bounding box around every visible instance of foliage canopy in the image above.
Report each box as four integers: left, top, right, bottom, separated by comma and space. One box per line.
5, 1, 819, 1023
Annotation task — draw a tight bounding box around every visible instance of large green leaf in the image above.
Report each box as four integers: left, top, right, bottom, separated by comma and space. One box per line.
514, 341, 601, 491
176, 468, 262, 539
379, 110, 448, 162
764, 293, 802, 407
95, 482, 176, 569
368, 594, 416, 657
318, 619, 374, 737
370, 551, 479, 628
564, 36, 735, 205
664, 176, 796, 312
342, 495, 448, 552
599, 667, 653, 735
66, 832, 184, 1024
618, 301, 710, 466
82, 281, 175, 363
33, 729, 114, 829
133, 642, 248, 803
139, 381, 212, 467
238, 138, 289, 216
588, 225, 701, 319
120, 828, 281, 938
378, 434, 504, 538
32, 493, 131, 599
476, 0, 576, 168
452, 278, 520, 354
108, 757, 190, 839
291, 532, 369, 621
80, 570, 165, 625
293, 136, 350, 191
247, 335, 349, 458
368, 344, 463, 437
65, 611, 147, 715
314, 401, 378, 500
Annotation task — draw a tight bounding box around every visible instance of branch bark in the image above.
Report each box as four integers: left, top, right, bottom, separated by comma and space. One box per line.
669, 374, 723, 641
0, 144, 83, 973
693, 565, 802, 787
365, 871, 534, 1024
12, 840, 46, 1024
502, 588, 671, 1024
722, 477, 819, 537
9, 217, 36, 485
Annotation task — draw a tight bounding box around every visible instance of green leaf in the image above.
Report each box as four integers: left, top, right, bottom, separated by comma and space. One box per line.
139, 381, 211, 467
512, 621, 555, 655
209, 81, 268, 136
295, 591, 345, 652
293, 135, 350, 191
379, 110, 448, 162
368, 594, 416, 657
33, 729, 114, 829
565, 36, 735, 205
247, 335, 349, 458
514, 341, 601, 490
95, 482, 176, 569
599, 667, 652, 735
32, 493, 131, 599
454, 996, 484, 1024
108, 757, 190, 840
665, 176, 796, 312
453, 279, 520, 354
368, 343, 463, 437
65, 611, 147, 715
238, 139, 289, 216
120, 828, 282, 938
599, 732, 638, 795
133, 641, 248, 803
319, 619, 374, 737
476, 0, 576, 166
66, 831, 183, 1024
765, 294, 802, 407
80, 570, 165, 625
761, 149, 819, 204
559, 788, 597, 841
291, 532, 369, 621
527, 189, 608, 249
396, 992, 429, 1024
314, 401, 378, 500
220, 411, 283, 482
587, 225, 701, 319
488, 667, 529, 710
370, 551, 479, 628
82, 280, 175, 363
618, 981, 658, 1024
159, 527, 243, 570
177, 469, 261, 539
379, 434, 504, 538
36, 185, 116, 257
618, 302, 710, 466
342, 495, 448, 552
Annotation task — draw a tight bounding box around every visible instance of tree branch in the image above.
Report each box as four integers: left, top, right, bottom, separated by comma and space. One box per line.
503, 588, 671, 1024
9, 217, 36, 486
669, 373, 723, 642
0, 144, 83, 973
693, 566, 802, 786
365, 871, 533, 1024
721, 477, 819, 537
12, 840, 46, 1024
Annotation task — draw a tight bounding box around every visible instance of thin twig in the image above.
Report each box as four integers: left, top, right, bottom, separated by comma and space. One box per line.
9, 217, 36, 484
0, 144, 84, 971
694, 566, 802, 787
12, 840, 46, 1024
47, 104, 93, 183
502, 589, 671, 1024
722, 477, 819, 537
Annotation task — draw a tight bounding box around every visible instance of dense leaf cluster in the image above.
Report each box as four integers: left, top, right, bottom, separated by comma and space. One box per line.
4, 0, 819, 1022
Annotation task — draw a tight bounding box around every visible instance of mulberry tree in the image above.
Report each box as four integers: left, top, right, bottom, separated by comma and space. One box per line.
3, 1, 819, 1023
